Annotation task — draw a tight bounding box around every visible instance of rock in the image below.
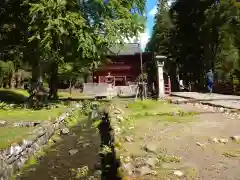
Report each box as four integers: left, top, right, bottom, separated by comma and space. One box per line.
209, 137, 218, 143
75, 103, 82, 108
122, 163, 134, 176
94, 162, 101, 170
94, 170, 102, 177
218, 138, 228, 144
230, 136, 240, 142
0, 120, 6, 126
171, 112, 178, 116
196, 142, 205, 147
71, 133, 77, 137
122, 156, 131, 163
124, 136, 134, 143
145, 157, 157, 168
10, 144, 22, 155
219, 107, 225, 113
173, 170, 184, 177
114, 108, 123, 114
116, 116, 124, 122
143, 144, 158, 153
135, 166, 153, 176
114, 127, 121, 135
68, 149, 78, 156
28, 168, 36, 172
61, 128, 69, 135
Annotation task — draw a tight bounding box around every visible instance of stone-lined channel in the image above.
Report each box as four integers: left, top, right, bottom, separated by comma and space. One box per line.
17, 117, 101, 180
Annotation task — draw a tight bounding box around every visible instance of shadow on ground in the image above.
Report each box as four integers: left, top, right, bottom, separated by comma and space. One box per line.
19, 118, 101, 180
0, 90, 27, 104
98, 111, 121, 180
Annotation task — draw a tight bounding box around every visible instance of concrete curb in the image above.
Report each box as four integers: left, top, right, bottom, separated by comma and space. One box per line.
170, 95, 240, 111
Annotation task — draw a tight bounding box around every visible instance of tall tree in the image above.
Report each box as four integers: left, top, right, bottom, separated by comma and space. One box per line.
26, 0, 146, 99
147, 0, 240, 91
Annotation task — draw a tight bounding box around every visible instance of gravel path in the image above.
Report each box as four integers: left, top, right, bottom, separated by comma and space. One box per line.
120, 101, 240, 180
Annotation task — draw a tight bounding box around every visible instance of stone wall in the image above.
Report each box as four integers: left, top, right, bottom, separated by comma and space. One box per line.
83, 83, 138, 98
83, 83, 115, 97
90, 102, 128, 179
0, 106, 77, 180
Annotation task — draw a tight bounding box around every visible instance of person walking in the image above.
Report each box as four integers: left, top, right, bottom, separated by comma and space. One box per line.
206, 69, 214, 94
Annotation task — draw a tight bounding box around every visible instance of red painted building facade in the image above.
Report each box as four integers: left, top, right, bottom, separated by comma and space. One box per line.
93, 44, 153, 86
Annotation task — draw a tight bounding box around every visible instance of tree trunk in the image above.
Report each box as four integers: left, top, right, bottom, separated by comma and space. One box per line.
32, 57, 43, 86
30, 40, 43, 92
48, 61, 58, 100
69, 79, 72, 97
8, 73, 15, 89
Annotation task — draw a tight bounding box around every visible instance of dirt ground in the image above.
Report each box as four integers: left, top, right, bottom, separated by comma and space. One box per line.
118, 101, 240, 180
15, 99, 240, 180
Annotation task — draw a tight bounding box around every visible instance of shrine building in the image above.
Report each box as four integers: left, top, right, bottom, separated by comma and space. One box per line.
92, 43, 153, 86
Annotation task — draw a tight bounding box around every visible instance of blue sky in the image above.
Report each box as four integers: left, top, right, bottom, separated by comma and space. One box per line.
146, 0, 158, 38
139, 0, 158, 50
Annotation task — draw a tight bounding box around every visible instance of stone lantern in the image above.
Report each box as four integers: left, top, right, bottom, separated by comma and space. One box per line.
155, 55, 167, 99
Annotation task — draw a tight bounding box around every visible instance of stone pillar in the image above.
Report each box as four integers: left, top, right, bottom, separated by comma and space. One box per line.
156, 61, 165, 99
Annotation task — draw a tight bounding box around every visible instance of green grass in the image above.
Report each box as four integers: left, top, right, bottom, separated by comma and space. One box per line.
0, 88, 29, 104
1, 88, 30, 97
124, 100, 196, 123
157, 154, 182, 163
58, 91, 89, 99
0, 127, 33, 149
0, 105, 66, 122
127, 100, 179, 114
0, 88, 68, 122
223, 149, 240, 158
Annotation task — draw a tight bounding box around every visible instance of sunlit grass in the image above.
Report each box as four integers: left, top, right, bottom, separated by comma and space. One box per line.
0, 105, 66, 122
127, 99, 179, 114
0, 127, 33, 149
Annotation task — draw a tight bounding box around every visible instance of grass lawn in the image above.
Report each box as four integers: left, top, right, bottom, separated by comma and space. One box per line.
0, 89, 68, 122
0, 88, 29, 104
58, 91, 93, 99
116, 99, 197, 135
126, 99, 180, 115
0, 105, 66, 122
0, 127, 33, 149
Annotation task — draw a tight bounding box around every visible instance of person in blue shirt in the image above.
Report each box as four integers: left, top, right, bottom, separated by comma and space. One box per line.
206, 69, 214, 94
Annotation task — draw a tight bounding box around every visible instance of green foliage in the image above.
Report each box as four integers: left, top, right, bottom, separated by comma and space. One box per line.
27, 0, 146, 64
147, 0, 240, 88
1, 0, 146, 100
0, 61, 15, 83
71, 166, 89, 179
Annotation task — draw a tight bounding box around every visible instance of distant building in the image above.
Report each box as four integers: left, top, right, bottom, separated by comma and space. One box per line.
92, 43, 153, 86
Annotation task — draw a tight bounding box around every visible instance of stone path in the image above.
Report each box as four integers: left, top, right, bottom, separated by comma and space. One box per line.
171, 92, 240, 109
116, 100, 240, 180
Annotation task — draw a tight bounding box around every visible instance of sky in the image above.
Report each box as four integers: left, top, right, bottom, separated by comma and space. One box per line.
139, 0, 158, 50
139, 0, 174, 50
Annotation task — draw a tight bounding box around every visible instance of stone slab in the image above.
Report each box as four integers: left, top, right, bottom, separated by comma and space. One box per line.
171, 92, 240, 110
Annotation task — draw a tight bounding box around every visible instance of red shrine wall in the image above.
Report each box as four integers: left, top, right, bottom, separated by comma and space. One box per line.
93, 53, 152, 85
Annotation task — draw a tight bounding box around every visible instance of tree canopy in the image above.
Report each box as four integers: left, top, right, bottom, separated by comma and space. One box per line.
0, 0, 146, 100
146, 0, 240, 91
